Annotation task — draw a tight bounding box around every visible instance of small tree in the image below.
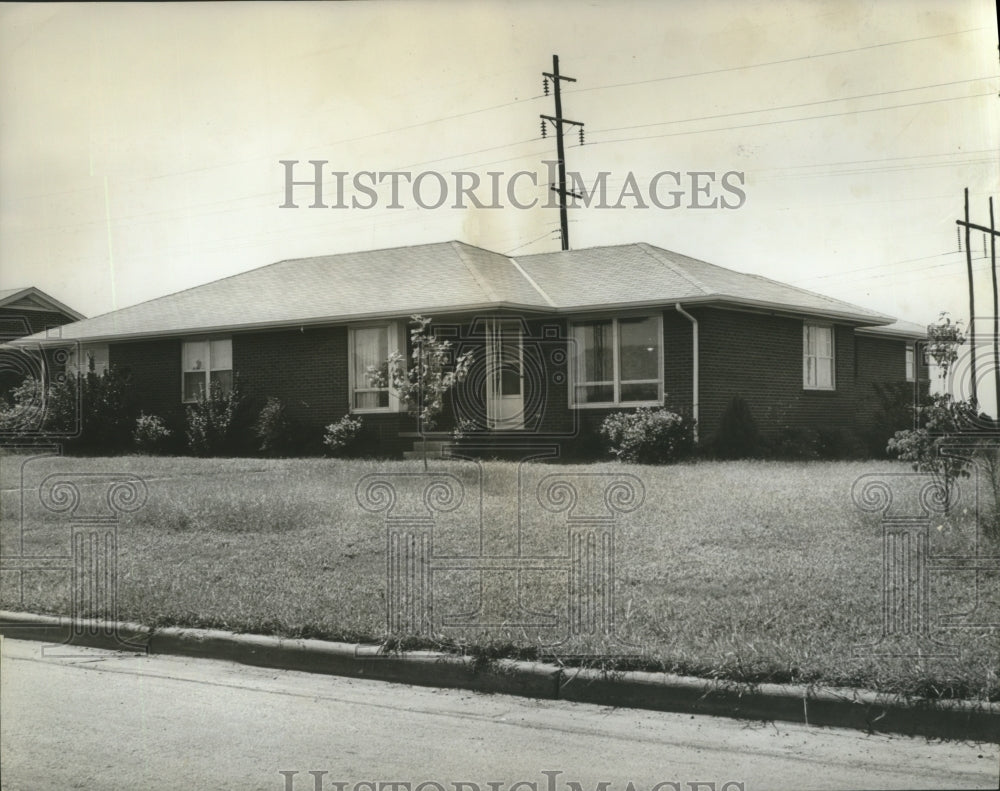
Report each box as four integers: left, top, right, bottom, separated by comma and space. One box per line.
926, 311, 966, 380
887, 393, 979, 512
367, 315, 473, 469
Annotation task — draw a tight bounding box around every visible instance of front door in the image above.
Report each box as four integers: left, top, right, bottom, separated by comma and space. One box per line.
486, 319, 524, 431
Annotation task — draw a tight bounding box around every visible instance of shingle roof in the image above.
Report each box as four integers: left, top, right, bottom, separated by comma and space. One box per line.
856, 319, 927, 339
516, 243, 892, 322
0, 287, 86, 321
17, 241, 895, 343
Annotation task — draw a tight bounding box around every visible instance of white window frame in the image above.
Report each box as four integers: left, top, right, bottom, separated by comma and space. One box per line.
348, 322, 405, 414
803, 323, 835, 391
569, 314, 664, 408
181, 337, 233, 403
905, 344, 915, 382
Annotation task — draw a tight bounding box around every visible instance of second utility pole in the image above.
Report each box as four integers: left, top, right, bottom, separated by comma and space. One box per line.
541, 55, 584, 250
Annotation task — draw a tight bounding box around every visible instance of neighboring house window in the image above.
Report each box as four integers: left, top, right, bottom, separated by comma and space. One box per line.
570, 315, 662, 406
182, 338, 232, 402
66, 343, 109, 377
905, 344, 915, 381
349, 323, 403, 412
803, 324, 835, 390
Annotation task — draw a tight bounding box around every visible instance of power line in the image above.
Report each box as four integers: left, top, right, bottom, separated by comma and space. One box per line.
572, 91, 997, 148
818, 255, 989, 285
757, 148, 1000, 175
564, 27, 984, 96
505, 228, 559, 255
791, 252, 960, 284
588, 75, 998, 135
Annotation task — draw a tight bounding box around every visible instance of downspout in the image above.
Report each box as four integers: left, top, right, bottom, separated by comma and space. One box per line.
674, 303, 699, 443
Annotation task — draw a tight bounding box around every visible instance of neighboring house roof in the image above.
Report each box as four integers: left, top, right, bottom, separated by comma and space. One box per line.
855, 319, 927, 340
0, 287, 86, 322
14, 241, 896, 344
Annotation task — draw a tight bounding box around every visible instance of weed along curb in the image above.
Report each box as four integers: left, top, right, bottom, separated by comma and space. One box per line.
2, 611, 996, 743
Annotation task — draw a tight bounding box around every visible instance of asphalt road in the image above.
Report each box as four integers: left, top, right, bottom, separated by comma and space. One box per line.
1, 638, 996, 791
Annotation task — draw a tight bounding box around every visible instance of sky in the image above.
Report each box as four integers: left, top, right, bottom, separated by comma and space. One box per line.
1, 1, 998, 355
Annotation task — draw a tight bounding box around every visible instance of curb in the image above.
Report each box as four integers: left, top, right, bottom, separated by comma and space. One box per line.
2, 611, 996, 743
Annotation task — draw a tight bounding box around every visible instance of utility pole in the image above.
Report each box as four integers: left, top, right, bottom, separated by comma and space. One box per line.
540, 55, 585, 250
990, 197, 999, 415
964, 187, 977, 406
956, 190, 1000, 411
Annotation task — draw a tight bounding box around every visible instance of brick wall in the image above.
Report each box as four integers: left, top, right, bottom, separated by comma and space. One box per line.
696, 307, 856, 441
233, 326, 346, 428
693, 307, 928, 445
854, 334, 929, 445
110, 328, 409, 456
104, 311, 925, 458
109, 338, 182, 424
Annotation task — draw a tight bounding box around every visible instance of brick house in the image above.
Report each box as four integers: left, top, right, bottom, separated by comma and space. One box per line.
1, 287, 86, 397
12, 241, 928, 456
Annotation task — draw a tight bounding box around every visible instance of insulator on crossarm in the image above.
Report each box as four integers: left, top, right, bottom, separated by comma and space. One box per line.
957, 226, 962, 252
543, 77, 549, 96
541, 119, 547, 138
579, 127, 585, 145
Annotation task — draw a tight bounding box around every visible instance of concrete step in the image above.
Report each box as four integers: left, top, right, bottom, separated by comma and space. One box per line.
402, 449, 451, 460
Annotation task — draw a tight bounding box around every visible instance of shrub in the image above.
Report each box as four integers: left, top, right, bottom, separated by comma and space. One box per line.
815, 427, 865, 460
133, 413, 172, 455
0, 367, 137, 454
766, 426, 820, 460
866, 381, 922, 458
185, 380, 246, 457
600, 406, 694, 464
253, 397, 299, 457
323, 415, 364, 457
712, 395, 761, 459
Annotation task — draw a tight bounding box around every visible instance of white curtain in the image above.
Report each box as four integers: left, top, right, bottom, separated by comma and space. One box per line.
353, 327, 387, 408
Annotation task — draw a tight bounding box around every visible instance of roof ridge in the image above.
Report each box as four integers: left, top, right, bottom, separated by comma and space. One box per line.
507, 255, 557, 308
450, 240, 500, 302
636, 243, 711, 296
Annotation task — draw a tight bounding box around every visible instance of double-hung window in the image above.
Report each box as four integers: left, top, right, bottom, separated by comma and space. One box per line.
905, 344, 915, 382
182, 338, 232, 402
803, 324, 834, 390
349, 323, 403, 412
570, 315, 662, 406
